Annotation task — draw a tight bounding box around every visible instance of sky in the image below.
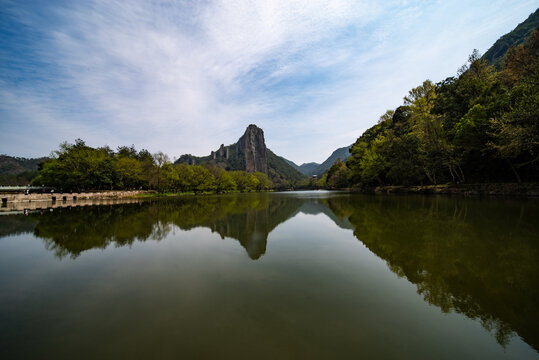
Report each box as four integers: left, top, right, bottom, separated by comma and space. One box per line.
1, 1, 537, 165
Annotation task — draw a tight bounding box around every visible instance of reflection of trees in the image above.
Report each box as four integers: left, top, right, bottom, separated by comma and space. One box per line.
25, 194, 305, 260
0, 215, 38, 238
326, 195, 539, 351
34, 204, 159, 258
2, 193, 537, 351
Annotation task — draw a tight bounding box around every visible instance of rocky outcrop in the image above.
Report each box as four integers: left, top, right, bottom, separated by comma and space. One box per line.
174, 124, 304, 184
235, 124, 267, 174
176, 154, 198, 165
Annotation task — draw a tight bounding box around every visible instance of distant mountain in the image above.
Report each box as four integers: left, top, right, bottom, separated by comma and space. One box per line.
0, 155, 47, 185
483, 8, 539, 66
312, 145, 352, 176
284, 159, 320, 176
297, 162, 320, 176
282, 145, 352, 177
175, 125, 305, 186
283, 158, 300, 170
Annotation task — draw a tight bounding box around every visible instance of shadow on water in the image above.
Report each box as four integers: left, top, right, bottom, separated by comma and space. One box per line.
0, 192, 537, 351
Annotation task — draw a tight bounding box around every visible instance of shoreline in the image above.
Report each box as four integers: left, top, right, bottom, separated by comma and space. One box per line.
366, 183, 539, 197
3, 183, 538, 212
0, 190, 150, 212
0, 190, 274, 212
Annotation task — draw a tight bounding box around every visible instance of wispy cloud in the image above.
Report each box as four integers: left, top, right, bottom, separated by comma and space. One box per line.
1, 0, 537, 163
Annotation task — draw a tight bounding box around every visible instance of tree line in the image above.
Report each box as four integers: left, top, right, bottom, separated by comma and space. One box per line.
326, 30, 539, 188
32, 140, 273, 193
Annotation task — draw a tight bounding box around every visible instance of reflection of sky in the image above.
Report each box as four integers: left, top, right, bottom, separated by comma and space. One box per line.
1, 0, 537, 164
0, 208, 536, 358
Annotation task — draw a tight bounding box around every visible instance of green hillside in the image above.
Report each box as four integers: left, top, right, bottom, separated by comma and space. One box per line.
267, 150, 305, 186
483, 8, 539, 66
0, 155, 47, 185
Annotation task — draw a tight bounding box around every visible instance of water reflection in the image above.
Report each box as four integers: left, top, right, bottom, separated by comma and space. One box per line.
0, 192, 537, 352
0, 194, 307, 260
326, 195, 539, 351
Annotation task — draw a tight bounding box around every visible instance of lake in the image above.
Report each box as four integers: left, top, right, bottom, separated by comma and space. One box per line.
0, 191, 537, 359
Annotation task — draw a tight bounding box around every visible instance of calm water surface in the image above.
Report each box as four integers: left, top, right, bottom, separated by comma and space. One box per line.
0, 191, 538, 359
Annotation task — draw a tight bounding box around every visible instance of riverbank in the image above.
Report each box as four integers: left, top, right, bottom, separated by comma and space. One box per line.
0, 190, 150, 210
369, 183, 539, 197
0, 197, 144, 213
0, 189, 277, 212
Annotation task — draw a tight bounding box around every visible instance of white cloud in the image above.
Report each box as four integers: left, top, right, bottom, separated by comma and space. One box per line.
1, 0, 537, 163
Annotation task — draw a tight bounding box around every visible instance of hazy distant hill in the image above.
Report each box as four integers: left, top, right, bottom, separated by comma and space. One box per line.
175, 125, 304, 186
286, 145, 352, 177
298, 162, 320, 176
284, 160, 319, 176
483, 8, 539, 66
0, 155, 47, 185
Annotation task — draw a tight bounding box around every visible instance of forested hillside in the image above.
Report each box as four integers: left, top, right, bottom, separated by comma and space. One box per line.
0, 155, 47, 185
326, 30, 539, 189
483, 8, 539, 66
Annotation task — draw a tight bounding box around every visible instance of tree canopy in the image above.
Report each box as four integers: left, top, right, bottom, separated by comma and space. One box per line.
327, 30, 539, 188
32, 140, 273, 193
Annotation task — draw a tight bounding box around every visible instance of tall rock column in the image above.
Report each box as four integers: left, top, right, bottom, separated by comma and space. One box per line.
236, 124, 268, 173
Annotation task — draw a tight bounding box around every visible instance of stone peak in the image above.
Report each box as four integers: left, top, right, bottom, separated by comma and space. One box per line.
237, 124, 267, 174
245, 124, 263, 132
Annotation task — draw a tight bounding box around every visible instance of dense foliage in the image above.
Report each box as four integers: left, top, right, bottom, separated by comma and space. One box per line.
32, 140, 273, 193
326, 31, 539, 188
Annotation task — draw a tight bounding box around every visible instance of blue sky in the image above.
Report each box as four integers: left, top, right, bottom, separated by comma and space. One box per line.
1, 0, 537, 164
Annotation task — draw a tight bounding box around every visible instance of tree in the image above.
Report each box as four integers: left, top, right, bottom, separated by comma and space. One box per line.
406, 80, 454, 184
174, 164, 195, 192
489, 30, 539, 182
191, 165, 215, 193
207, 165, 236, 192
326, 160, 350, 189
253, 172, 273, 191
230, 171, 259, 191
152, 152, 170, 191
33, 139, 115, 190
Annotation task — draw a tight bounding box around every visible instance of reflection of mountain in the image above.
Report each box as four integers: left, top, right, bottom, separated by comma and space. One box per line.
0, 193, 341, 261
325, 195, 539, 352
206, 195, 304, 259
0, 194, 308, 260
294, 202, 353, 231
1, 193, 537, 352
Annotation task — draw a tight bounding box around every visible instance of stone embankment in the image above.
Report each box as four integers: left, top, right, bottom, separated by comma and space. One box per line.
0, 190, 149, 212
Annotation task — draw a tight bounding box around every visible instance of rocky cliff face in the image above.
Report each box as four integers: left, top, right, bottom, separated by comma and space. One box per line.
236, 124, 268, 174
174, 124, 304, 185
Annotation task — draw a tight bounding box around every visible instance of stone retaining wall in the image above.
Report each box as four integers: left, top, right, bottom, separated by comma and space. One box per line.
0, 197, 143, 212
0, 190, 149, 209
